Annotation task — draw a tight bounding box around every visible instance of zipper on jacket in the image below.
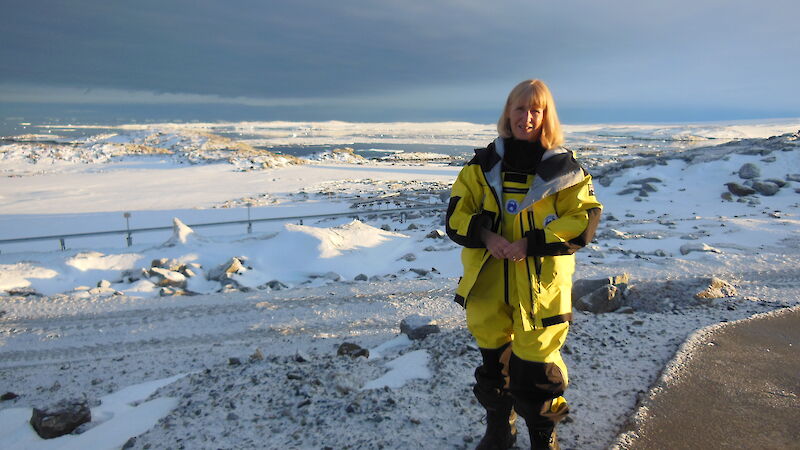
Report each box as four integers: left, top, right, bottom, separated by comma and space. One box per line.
520, 213, 536, 328
527, 211, 543, 287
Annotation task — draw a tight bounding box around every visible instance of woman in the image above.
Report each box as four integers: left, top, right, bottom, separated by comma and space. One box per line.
446, 79, 602, 450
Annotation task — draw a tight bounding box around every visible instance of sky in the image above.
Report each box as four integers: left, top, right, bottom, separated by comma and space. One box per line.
1, 0, 799, 124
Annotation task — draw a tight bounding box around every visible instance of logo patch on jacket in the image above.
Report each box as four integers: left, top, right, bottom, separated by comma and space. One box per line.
505, 199, 518, 213
544, 214, 558, 227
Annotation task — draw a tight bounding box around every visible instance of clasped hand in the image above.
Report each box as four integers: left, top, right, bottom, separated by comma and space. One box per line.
481, 229, 527, 262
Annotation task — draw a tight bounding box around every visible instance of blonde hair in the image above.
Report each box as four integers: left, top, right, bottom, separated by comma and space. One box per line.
497, 79, 564, 149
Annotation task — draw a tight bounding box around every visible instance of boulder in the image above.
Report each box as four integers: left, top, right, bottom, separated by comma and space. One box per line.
765, 178, 787, 188
149, 267, 187, 288
30, 399, 91, 439
695, 277, 737, 299
725, 183, 755, 196
572, 273, 629, 300
628, 177, 663, 185
680, 243, 722, 255
354, 273, 368, 281
425, 229, 446, 239
337, 342, 369, 358
120, 269, 146, 283
786, 173, 800, 182
574, 284, 622, 313
249, 348, 265, 362
259, 280, 288, 291
207, 257, 246, 281
400, 314, 440, 340
309, 271, 341, 282
752, 181, 780, 196
738, 163, 761, 179
399, 253, 416, 262
6, 287, 42, 297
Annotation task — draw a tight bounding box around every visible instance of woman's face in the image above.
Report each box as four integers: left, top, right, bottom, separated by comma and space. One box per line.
509, 100, 544, 141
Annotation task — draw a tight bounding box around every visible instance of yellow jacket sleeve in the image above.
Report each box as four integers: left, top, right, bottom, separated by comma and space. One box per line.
445, 165, 496, 248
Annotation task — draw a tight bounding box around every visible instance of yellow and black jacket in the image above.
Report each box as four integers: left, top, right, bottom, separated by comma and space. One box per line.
446, 138, 602, 331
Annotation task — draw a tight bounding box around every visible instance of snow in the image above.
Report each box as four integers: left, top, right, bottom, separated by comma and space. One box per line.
1, 119, 799, 449
363, 350, 431, 390
0, 374, 186, 450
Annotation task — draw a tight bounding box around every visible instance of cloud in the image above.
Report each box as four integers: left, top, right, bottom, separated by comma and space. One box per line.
1, 0, 798, 120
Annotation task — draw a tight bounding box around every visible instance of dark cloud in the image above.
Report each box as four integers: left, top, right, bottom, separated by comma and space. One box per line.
1, 0, 798, 120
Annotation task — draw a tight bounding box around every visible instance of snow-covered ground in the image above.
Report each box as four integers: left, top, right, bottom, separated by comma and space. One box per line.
1, 120, 799, 449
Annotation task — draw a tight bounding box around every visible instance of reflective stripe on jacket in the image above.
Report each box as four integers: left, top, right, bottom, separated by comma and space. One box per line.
446, 138, 602, 330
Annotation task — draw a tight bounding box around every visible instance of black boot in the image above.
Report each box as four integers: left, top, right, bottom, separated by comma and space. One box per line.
475, 406, 517, 450
529, 425, 559, 450
507, 353, 568, 450
473, 343, 516, 450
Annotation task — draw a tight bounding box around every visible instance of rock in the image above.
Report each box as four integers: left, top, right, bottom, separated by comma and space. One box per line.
30, 399, 91, 439
150, 258, 169, 269
226, 412, 239, 421
725, 183, 755, 197
337, 342, 369, 358
159, 287, 175, 296
120, 269, 145, 283
249, 349, 265, 362
720, 192, 733, 201
574, 284, 621, 313
765, 178, 787, 187
572, 273, 629, 300
6, 287, 41, 297
1, 392, 19, 401
738, 163, 761, 179
407, 223, 419, 230
399, 253, 416, 262
425, 229, 446, 239
617, 306, 635, 314
639, 183, 658, 193
97, 280, 112, 288
400, 314, 441, 340
207, 257, 246, 281
380, 224, 392, 231
259, 280, 288, 291
752, 181, 780, 196
295, 350, 311, 362
228, 357, 242, 366
87, 286, 121, 296
310, 271, 341, 282
178, 266, 196, 278
122, 437, 137, 449
695, 277, 737, 299
149, 267, 187, 288
679, 243, 722, 255
409, 268, 430, 276
354, 273, 368, 281
628, 177, 662, 185
616, 187, 640, 196
786, 173, 800, 182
